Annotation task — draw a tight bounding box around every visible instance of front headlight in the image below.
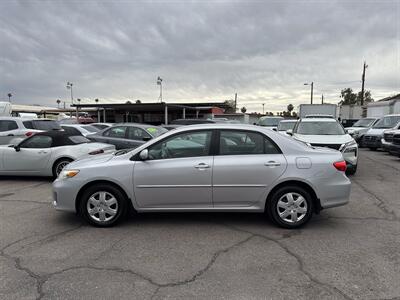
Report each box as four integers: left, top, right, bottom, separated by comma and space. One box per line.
58, 169, 80, 179
344, 140, 358, 148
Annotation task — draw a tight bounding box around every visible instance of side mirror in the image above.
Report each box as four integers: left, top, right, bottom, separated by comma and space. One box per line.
139, 149, 149, 160
142, 136, 152, 142
286, 129, 293, 136
14, 145, 20, 152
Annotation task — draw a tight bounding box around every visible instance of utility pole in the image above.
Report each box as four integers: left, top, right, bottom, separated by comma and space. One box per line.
321, 94, 324, 104
360, 61, 368, 106
262, 103, 265, 115
157, 77, 163, 102
234, 93, 237, 113
66, 82, 73, 105
304, 82, 314, 104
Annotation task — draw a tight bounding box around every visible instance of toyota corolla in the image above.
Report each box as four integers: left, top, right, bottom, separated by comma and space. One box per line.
53, 124, 351, 229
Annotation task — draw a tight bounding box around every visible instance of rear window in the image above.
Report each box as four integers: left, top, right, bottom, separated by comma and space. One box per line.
145, 126, 168, 137
32, 120, 61, 130
0, 120, 18, 132
82, 125, 99, 133
68, 136, 90, 144
23, 121, 34, 129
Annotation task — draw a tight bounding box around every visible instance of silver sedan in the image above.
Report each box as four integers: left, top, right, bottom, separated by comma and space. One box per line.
53, 124, 351, 229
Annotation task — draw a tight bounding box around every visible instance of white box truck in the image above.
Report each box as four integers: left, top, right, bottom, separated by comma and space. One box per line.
0, 102, 12, 117
298, 104, 338, 119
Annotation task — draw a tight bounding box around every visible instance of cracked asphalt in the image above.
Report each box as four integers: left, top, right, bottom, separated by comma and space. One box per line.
1, 149, 400, 300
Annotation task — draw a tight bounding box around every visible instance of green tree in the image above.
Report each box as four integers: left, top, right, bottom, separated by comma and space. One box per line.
287, 104, 294, 113
241, 106, 247, 113
223, 100, 236, 113
339, 88, 374, 105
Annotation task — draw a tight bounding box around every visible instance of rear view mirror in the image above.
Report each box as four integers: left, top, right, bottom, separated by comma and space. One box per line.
139, 149, 149, 160
286, 129, 293, 136
142, 136, 152, 141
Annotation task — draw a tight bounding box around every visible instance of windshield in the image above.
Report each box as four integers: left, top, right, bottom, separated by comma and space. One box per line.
145, 126, 168, 137
277, 121, 296, 131
258, 117, 282, 126
32, 120, 61, 130
352, 118, 375, 128
373, 116, 400, 129
68, 136, 91, 144
82, 125, 100, 132
297, 121, 345, 135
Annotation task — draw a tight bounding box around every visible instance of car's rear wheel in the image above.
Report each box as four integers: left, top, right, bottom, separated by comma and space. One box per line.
52, 158, 73, 178
267, 186, 313, 229
79, 184, 127, 227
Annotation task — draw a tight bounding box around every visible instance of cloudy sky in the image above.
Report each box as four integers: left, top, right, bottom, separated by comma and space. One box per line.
0, 0, 399, 113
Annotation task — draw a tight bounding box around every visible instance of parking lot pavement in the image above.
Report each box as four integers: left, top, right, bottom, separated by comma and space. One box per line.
1, 149, 399, 300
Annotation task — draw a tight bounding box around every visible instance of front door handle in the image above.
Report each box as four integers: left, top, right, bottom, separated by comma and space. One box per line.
7, 134, 14, 136
38, 150, 48, 154
265, 161, 281, 167
194, 163, 210, 169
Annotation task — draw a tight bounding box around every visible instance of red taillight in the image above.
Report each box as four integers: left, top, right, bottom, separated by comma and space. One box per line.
333, 161, 347, 172
88, 149, 104, 155
25, 131, 35, 137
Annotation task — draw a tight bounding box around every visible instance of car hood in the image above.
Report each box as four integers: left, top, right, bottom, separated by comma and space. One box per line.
293, 134, 353, 144
69, 153, 115, 168
365, 128, 386, 136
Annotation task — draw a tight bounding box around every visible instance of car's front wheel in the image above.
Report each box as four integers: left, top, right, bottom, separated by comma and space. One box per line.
79, 184, 127, 227
52, 158, 73, 178
267, 186, 314, 229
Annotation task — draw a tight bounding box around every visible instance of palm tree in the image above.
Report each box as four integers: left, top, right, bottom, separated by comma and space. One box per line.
56, 99, 61, 108
241, 106, 247, 113
287, 104, 294, 113
7, 93, 12, 102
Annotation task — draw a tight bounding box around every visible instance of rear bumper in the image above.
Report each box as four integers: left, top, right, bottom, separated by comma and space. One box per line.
313, 174, 351, 209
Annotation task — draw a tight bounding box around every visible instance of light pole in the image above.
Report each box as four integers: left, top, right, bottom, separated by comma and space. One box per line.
157, 76, 163, 102
304, 82, 314, 104
66, 82, 73, 105
7, 93, 12, 103
262, 103, 265, 114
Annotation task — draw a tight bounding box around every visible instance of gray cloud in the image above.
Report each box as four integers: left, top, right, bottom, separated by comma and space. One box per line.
0, 0, 399, 113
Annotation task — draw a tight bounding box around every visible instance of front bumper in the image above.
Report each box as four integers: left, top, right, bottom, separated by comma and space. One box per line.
52, 178, 82, 213
388, 143, 400, 156
381, 139, 392, 151
363, 135, 382, 148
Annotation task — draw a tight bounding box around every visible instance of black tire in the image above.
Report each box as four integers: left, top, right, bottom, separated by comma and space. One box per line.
346, 164, 357, 176
267, 185, 314, 229
369, 147, 377, 151
79, 183, 127, 227
52, 158, 73, 178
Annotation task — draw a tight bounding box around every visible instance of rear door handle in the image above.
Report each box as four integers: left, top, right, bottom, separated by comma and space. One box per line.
194, 163, 210, 169
265, 161, 281, 167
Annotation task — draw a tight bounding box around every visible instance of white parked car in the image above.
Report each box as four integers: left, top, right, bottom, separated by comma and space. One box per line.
257, 116, 284, 130
363, 114, 400, 150
0, 117, 61, 145
345, 118, 379, 146
0, 131, 115, 177
277, 120, 297, 135
288, 118, 358, 175
60, 124, 100, 137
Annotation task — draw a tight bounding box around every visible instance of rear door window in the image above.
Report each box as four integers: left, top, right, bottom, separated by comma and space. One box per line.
104, 126, 127, 138
0, 120, 18, 132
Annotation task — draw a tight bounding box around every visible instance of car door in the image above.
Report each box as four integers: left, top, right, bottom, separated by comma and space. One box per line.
100, 126, 129, 149
2, 135, 53, 173
212, 130, 287, 207
133, 130, 214, 208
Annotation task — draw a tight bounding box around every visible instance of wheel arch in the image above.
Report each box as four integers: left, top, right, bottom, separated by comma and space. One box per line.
265, 180, 321, 213
75, 180, 133, 214
52, 156, 75, 176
